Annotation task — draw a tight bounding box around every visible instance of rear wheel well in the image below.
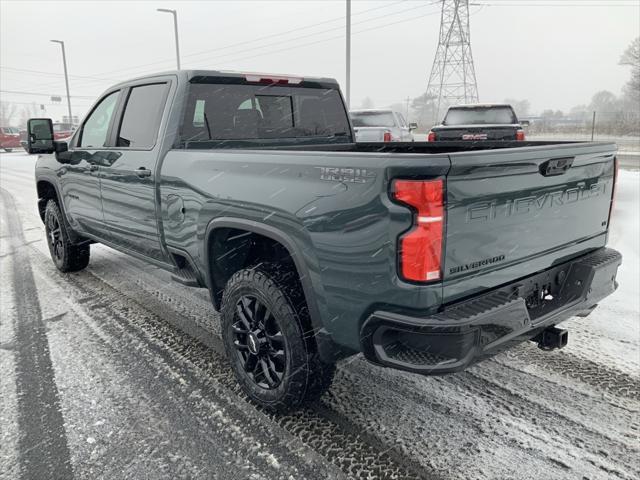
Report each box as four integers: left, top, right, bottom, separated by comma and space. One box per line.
37, 180, 58, 221
209, 228, 297, 305
208, 227, 317, 346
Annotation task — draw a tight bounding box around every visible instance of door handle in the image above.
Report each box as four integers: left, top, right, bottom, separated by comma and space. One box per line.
539, 157, 574, 177
135, 167, 152, 178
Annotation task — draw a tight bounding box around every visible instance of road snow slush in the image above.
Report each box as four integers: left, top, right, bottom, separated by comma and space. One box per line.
1, 171, 639, 480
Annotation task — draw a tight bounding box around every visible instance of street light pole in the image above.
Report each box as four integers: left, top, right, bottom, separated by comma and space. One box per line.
345, 0, 351, 109
50, 40, 72, 124
157, 8, 181, 70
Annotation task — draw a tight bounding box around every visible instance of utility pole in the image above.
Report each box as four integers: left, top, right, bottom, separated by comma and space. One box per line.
157, 8, 181, 70
50, 40, 73, 124
345, 0, 351, 109
405, 96, 411, 119
425, 0, 479, 122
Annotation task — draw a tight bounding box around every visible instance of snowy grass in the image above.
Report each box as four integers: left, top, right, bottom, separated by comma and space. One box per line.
564, 170, 640, 375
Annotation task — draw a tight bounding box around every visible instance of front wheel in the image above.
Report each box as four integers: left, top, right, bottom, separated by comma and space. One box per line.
221, 265, 335, 411
44, 200, 90, 272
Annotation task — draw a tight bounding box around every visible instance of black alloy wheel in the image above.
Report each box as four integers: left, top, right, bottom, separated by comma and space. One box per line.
221, 265, 336, 411
43, 200, 90, 272
46, 211, 64, 263
232, 295, 286, 389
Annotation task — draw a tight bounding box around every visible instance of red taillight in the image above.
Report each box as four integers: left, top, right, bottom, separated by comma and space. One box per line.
383, 131, 392, 142
427, 131, 437, 142
392, 179, 444, 283
516, 129, 525, 141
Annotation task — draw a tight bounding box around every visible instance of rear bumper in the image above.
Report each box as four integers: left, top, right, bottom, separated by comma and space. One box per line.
360, 247, 622, 375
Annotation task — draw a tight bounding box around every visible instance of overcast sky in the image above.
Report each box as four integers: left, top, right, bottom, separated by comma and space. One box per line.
1, 0, 638, 123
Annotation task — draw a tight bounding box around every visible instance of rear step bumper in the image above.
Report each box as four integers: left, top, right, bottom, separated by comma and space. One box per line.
360, 247, 622, 375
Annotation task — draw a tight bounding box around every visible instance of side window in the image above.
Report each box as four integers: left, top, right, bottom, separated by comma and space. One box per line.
193, 99, 206, 127
79, 91, 120, 148
117, 83, 169, 148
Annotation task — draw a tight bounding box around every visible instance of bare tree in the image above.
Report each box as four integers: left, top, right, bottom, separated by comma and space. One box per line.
411, 91, 442, 130
360, 97, 375, 109
619, 37, 639, 104
18, 102, 40, 128
503, 98, 530, 118
0, 101, 18, 126
589, 90, 621, 113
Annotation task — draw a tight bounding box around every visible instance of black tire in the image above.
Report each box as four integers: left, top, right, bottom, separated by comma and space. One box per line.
44, 200, 90, 272
221, 264, 335, 411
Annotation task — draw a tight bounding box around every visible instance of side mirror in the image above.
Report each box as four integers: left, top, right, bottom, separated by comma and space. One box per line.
409, 122, 418, 130
520, 120, 530, 127
27, 118, 55, 154
54, 141, 71, 163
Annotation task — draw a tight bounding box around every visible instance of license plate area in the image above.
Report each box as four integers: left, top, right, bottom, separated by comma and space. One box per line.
511, 261, 588, 322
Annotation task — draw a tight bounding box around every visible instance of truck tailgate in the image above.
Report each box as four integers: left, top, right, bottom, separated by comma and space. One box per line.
434, 124, 519, 141
443, 143, 616, 303
354, 127, 386, 142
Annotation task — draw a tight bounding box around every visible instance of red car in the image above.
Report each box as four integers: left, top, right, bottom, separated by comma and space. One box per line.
53, 122, 76, 140
1, 127, 21, 152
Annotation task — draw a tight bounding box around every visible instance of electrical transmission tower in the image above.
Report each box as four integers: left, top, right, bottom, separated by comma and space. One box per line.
425, 0, 479, 122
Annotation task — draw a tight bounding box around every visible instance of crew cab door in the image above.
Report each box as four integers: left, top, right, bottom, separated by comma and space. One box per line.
98, 81, 171, 261
61, 89, 121, 237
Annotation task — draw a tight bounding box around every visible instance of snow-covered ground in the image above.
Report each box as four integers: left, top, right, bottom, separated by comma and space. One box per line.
564, 169, 640, 375
527, 133, 640, 153
0, 151, 638, 480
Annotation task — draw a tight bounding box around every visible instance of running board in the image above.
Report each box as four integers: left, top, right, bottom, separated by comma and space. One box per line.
171, 264, 200, 287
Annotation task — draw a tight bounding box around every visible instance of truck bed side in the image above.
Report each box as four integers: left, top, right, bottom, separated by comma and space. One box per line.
159, 149, 450, 351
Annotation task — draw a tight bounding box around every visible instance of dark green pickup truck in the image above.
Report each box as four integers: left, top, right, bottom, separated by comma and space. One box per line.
29, 70, 621, 411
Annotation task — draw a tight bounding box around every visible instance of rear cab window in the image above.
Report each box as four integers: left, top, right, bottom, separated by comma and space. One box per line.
179, 77, 351, 148
117, 83, 170, 148
443, 106, 517, 125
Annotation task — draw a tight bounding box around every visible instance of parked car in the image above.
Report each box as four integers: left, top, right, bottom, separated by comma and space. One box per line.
29, 70, 621, 411
351, 109, 416, 142
0, 126, 21, 151
53, 122, 76, 140
427, 103, 528, 141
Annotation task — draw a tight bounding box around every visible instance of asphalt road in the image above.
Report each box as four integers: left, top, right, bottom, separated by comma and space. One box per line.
1, 151, 638, 480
